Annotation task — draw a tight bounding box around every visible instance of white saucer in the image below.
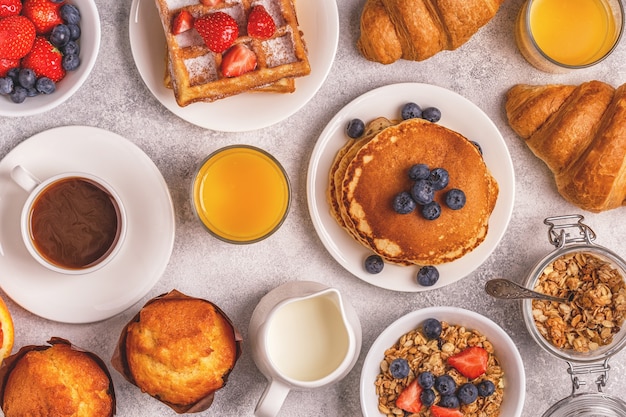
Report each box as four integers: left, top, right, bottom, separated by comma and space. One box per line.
0, 126, 175, 323
128, 0, 339, 132
307, 83, 515, 292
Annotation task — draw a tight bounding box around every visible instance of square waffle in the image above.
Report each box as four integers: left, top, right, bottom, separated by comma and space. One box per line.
154, 0, 311, 106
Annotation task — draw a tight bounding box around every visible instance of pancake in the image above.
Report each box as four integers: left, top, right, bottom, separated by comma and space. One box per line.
330, 117, 498, 266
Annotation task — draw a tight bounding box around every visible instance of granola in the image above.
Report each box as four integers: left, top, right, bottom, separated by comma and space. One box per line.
375, 321, 504, 417
532, 252, 626, 352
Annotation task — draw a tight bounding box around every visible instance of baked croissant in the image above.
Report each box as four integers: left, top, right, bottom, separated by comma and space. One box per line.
357, 0, 505, 64
505, 81, 626, 213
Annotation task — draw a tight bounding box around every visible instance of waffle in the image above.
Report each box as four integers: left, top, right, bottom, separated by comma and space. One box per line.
154, 0, 310, 105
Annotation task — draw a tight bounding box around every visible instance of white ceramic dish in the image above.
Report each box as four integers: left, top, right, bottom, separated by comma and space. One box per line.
0, 126, 175, 323
128, 0, 339, 132
306, 83, 515, 292
0, 0, 101, 117
360, 306, 525, 417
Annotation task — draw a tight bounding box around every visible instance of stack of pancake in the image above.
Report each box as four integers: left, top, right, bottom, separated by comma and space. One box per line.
327, 117, 499, 266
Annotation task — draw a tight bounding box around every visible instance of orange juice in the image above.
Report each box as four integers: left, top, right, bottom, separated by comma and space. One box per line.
192, 146, 290, 243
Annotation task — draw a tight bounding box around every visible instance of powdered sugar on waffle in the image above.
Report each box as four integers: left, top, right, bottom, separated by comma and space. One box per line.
263, 29, 297, 67
165, 0, 198, 9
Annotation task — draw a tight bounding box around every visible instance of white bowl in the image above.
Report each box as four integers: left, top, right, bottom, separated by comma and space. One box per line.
0, 0, 101, 117
360, 306, 525, 417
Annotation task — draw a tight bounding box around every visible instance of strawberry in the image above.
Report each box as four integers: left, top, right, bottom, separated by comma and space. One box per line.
395, 379, 423, 414
22, 36, 65, 82
200, 0, 222, 5
430, 405, 464, 417
0, 15, 36, 59
22, 0, 64, 35
0, 0, 22, 18
247, 5, 276, 40
447, 346, 489, 379
221, 44, 257, 77
0, 57, 19, 76
194, 11, 238, 53
172, 10, 194, 35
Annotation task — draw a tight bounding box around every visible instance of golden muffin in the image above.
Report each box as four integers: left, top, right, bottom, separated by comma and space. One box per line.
113, 290, 241, 413
0, 338, 115, 417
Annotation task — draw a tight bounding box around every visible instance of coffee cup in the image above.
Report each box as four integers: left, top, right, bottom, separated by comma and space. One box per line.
11, 165, 127, 275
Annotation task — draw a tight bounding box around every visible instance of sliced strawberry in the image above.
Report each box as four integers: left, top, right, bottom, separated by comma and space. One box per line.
172, 10, 194, 35
0, 0, 22, 18
395, 379, 423, 414
194, 11, 238, 53
221, 44, 257, 77
0, 58, 19, 76
22, 36, 65, 82
0, 15, 36, 59
22, 0, 64, 35
447, 346, 489, 379
431, 405, 464, 417
247, 5, 276, 40
200, 0, 222, 5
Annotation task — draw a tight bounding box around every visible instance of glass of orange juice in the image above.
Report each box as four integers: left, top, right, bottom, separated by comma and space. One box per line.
516, 0, 624, 72
192, 145, 291, 244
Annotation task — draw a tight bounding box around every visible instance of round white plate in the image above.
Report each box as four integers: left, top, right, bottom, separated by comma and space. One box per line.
0, 126, 175, 323
0, 0, 101, 117
306, 83, 515, 292
128, 0, 338, 132
360, 307, 525, 417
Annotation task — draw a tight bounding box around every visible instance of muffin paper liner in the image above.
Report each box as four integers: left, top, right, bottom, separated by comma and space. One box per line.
111, 289, 243, 414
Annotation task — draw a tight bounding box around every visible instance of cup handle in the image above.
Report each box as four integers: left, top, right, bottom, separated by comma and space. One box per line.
254, 379, 290, 417
10, 165, 41, 193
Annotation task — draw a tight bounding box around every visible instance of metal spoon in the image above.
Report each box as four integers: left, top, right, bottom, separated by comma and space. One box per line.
485, 278, 573, 303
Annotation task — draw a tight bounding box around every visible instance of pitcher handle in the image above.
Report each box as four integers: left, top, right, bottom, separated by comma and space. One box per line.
254, 379, 290, 417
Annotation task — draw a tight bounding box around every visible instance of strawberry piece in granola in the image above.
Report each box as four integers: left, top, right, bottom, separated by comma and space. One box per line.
430, 405, 464, 417
447, 346, 488, 380
395, 379, 423, 414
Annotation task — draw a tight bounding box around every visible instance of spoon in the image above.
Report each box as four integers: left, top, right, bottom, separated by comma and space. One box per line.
485, 278, 574, 303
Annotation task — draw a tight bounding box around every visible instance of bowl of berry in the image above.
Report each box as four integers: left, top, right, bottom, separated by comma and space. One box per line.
360, 306, 525, 417
0, 0, 100, 116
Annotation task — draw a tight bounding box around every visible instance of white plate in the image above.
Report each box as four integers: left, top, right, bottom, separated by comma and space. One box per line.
0, 0, 101, 117
360, 307, 525, 417
128, 0, 338, 132
0, 126, 175, 323
306, 83, 515, 292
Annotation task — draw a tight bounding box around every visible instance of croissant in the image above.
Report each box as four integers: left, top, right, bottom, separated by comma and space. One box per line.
357, 0, 504, 64
505, 81, 626, 213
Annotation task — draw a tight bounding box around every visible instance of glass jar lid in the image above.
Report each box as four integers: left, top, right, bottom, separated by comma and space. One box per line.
543, 392, 626, 417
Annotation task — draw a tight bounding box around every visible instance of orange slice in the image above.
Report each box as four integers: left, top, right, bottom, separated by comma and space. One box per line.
0, 295, 14, 361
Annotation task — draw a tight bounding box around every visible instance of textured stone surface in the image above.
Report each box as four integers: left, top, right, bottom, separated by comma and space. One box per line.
2, 0, 626, 416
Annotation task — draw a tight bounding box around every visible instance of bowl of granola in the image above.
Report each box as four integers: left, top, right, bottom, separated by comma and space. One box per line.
360, 306, 525, 417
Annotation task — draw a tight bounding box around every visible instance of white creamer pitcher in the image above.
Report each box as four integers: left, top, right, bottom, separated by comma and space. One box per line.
249, 281, 362, 417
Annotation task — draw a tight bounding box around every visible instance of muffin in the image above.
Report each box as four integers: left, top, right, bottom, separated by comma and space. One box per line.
112, 290, 242, 413
0, 338, 115, 417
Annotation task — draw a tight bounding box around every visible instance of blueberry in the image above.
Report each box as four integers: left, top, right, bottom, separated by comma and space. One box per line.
62, 40, 80, 56
392, 191, 416, 214
50, 0, 64, 2
389, 358, 410, 379
411, 179, 434, 205
18, 68, 36, 89
422, 318, 442, 339
458, 383, 478, 404
50, 24, 71, 47
421, 201, 441, 220
36, 77, 56, 94
68, 23, 81, 41
422, 107, 442, 123
408, 163, 429, 181
435, 374, 457, 395
7, 68, 19, 83
417, 371, 435, 389
471, 140, 483, 155
477, 380, 496, 397
445, 189, 466, 210
401, 102, 422, 120
9, 86, 27, 103
439, 394, 460, 408
62, 53, 80, 71
420, 389, 436, 407
428, 168, 449, 190
0, 77, 13, 95
26, 87, 38, 97
60, 4, 81, 25
364, 254, 384, 274
346, 118, 365, 138
417, 265, 439, 286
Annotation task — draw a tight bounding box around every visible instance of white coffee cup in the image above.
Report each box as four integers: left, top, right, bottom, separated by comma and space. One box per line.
249, 281, 362, 417
11, 165, 127, 275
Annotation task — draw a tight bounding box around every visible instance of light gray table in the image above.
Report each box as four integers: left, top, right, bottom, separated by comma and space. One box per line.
2, 0, 626, 416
